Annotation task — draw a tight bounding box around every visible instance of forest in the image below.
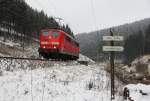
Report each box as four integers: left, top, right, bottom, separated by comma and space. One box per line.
76, 18, 150, 64
0, 0, 74, 43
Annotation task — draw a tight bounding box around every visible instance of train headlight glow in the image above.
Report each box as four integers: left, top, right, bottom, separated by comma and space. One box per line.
41, 41, 48, 44
52, 42, 59, 45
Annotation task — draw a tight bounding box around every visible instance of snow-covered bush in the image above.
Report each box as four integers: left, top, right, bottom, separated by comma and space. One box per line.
136, 61, 148, 75
0, 70, 3, 76
86, 81, 94, 90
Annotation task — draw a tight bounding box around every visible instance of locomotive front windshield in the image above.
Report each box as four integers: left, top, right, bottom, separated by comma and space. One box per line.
42, 31, 59, 38
42, 31, 49, 36
52, 31, 59, 38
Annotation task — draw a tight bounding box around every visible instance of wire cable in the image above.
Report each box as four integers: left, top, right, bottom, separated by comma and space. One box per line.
32, 0, 54, 16
41, 62, 46, 101
89, 0, 99, 31
89, 0, 101, 61
45, 0, 57, 15
30, 66, 34, 101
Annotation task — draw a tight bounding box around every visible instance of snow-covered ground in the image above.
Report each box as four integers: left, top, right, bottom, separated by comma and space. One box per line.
122, 55, 150, 74
78, 54, 95, 63
125, 83, 150, 101
0, 62, 122, 101
0, 37, 21, 47
1, 37, 150, 101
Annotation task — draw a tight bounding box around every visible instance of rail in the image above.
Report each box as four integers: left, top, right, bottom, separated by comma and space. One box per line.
0, 56, 50, 61
0, 56, 89, 66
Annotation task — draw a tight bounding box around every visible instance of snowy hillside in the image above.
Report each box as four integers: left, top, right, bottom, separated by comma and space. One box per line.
0, 63, 122, 101
78, 54, 95, 63
131, 55, 150, 65
1, 37, 150, 101
0, 38, 123, 101
125, 83, 150, 101
114, 55, 150, 85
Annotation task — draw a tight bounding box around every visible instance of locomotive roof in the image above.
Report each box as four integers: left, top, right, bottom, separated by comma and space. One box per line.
41, 28, 79, 44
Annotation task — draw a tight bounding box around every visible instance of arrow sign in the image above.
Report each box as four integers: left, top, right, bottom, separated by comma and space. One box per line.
103, 36, 124, 41
103, 46, 124, 52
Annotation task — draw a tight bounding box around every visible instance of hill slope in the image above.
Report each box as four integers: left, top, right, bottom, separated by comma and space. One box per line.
76, 18, 150, 61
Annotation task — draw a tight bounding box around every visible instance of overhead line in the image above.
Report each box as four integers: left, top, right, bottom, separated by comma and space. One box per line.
41, 66, 46, 101
32, 0, 54, 16
90, 0, 98, 30
30, 67, 34, 101
46, 0, 57, 13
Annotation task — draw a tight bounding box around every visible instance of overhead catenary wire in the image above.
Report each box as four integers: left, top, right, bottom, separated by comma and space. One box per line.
89, 0, 99, 31
89, 0, 101, 61
88, 2, 99, 98
44, 0, 64, 27
32, 0, 54, 16
1, 1, 67, 101
32, 0, 45, 10
89, 0, 114, 99
90, 0, 117, 99
43, 0, 78, 34
45, 0, 57, 15
30, 65, 34, 101
41, 63, 46, 101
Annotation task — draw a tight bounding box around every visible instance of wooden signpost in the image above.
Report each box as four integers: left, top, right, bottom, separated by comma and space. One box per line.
102, 46, 124, 52
103, 36, 124, 41
103, 29, 124, 100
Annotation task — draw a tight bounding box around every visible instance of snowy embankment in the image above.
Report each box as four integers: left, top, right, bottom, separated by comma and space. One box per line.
125, 83, 150, 101
0, 63, 122, 101
78, 54, 95, 63
0, 37, 39, 57
114, 55, 150, 85
0, 37, 123, 101
0, 38, 20, 47
122, 55, 150, 75
121, 55, 150, 101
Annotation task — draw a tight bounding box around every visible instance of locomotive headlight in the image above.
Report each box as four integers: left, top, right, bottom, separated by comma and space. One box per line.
54, 46, 56, 49
52, 42, 59, 45
43, 46, 46, 48
41, 41, 48, 44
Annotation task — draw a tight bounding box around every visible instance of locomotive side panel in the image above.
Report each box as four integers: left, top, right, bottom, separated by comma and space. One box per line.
61, 34, 79, 57
39, 29, 79, 60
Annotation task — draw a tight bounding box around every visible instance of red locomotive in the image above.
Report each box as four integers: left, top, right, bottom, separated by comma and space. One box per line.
38, 29, 80, 60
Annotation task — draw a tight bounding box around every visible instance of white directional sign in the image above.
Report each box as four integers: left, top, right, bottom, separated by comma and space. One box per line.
103, 36, 124, 41
103, 46, 124, 52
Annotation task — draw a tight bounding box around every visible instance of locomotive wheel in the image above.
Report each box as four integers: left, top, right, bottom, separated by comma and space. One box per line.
40, 53, 49, 60
44, 55, 49, 60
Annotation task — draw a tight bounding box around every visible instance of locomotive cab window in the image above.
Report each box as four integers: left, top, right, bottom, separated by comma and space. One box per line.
42, 31, 49, 36
65, 35, 71, 42
75, 42, 79, 47
52, 31, 59, 38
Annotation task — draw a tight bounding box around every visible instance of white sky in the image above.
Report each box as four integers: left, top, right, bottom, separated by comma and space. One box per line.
25, 0, 150, 34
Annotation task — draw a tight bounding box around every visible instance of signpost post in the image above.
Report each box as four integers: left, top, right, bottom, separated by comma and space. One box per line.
102, 29, 124, 100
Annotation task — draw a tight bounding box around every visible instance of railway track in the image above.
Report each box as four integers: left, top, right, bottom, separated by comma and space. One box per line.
0, 56, 51, 61
0, 56, 89, 66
